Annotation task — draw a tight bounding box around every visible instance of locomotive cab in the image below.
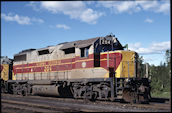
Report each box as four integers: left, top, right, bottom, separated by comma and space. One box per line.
93, 35, 151, 103
99, 49, 151, 103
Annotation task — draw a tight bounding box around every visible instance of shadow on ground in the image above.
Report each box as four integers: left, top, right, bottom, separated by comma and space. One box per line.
150, 98, 170, 103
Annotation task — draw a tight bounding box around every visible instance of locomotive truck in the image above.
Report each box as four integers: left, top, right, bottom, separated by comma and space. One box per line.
1, 34, 151, 103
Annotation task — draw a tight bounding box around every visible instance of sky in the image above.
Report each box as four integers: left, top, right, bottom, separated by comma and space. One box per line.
1, 1, 171, 66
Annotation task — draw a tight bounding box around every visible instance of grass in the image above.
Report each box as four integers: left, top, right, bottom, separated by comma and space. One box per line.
151, 91, 171, 98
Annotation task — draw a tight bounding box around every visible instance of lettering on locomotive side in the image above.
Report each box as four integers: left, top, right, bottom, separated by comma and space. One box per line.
36, 62, 46, 66
48, 60, 61, 65
44, 66, 51, 72
35, 60, 62, 67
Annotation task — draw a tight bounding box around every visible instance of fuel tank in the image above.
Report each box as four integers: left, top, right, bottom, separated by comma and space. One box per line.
32, 85, 60, 96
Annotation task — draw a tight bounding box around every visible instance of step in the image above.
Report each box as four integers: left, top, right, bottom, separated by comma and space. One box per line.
117, 95, 123, 99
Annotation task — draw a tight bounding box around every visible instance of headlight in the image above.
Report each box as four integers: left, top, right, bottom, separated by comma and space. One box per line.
125, 78, 129, 82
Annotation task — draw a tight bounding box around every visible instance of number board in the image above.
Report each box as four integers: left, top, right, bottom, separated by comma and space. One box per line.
100, 38, 112, 45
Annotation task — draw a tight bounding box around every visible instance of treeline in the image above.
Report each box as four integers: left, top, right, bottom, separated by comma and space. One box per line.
139, 50, 171, 98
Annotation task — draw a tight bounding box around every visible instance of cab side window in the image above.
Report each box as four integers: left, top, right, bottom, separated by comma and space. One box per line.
80, 47, 89, 58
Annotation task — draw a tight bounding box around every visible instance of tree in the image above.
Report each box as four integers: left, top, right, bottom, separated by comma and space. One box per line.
165, 49, 171, 78
165, 49, 171, 65
148, 49, 171, 96
137, 56, 146, 78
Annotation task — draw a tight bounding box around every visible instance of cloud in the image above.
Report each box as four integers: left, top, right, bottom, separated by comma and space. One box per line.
1, 13, 31, 25
145, 18, 153, 23
79, 8, 103, 24
31, 17, 44, 23
29, 1, 104, 24
1, 13, 44, 25
56, 24, 70, 30
26, 1, 41, 12
143, 57, 155, 62
156, 1, 170, 14
97, 0, 170, 14
128, 41, 171, 55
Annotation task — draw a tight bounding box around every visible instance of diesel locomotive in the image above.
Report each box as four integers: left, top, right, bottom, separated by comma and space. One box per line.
1, 34, 151, 103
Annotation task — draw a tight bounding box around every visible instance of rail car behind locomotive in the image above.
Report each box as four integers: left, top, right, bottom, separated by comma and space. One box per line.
1, 34, 151, 103
0, 56, 13, 92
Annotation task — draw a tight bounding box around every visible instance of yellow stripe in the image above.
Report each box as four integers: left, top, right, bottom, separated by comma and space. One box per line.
14, 57, 76, 66
14, 59, 94, 69
100, 51, 118, 55
100, 50, 135, 55
100, 59, 107, 61
75, 59, 93, 63
14, 53, 95, 66
15, 58, 108, 69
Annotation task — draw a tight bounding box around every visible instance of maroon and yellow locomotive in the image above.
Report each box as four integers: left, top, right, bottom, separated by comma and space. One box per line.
1, 34, 151, 103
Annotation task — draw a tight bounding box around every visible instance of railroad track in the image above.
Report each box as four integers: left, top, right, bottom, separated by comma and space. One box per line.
1, 99, 83, 113
1, 94, 171, 112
